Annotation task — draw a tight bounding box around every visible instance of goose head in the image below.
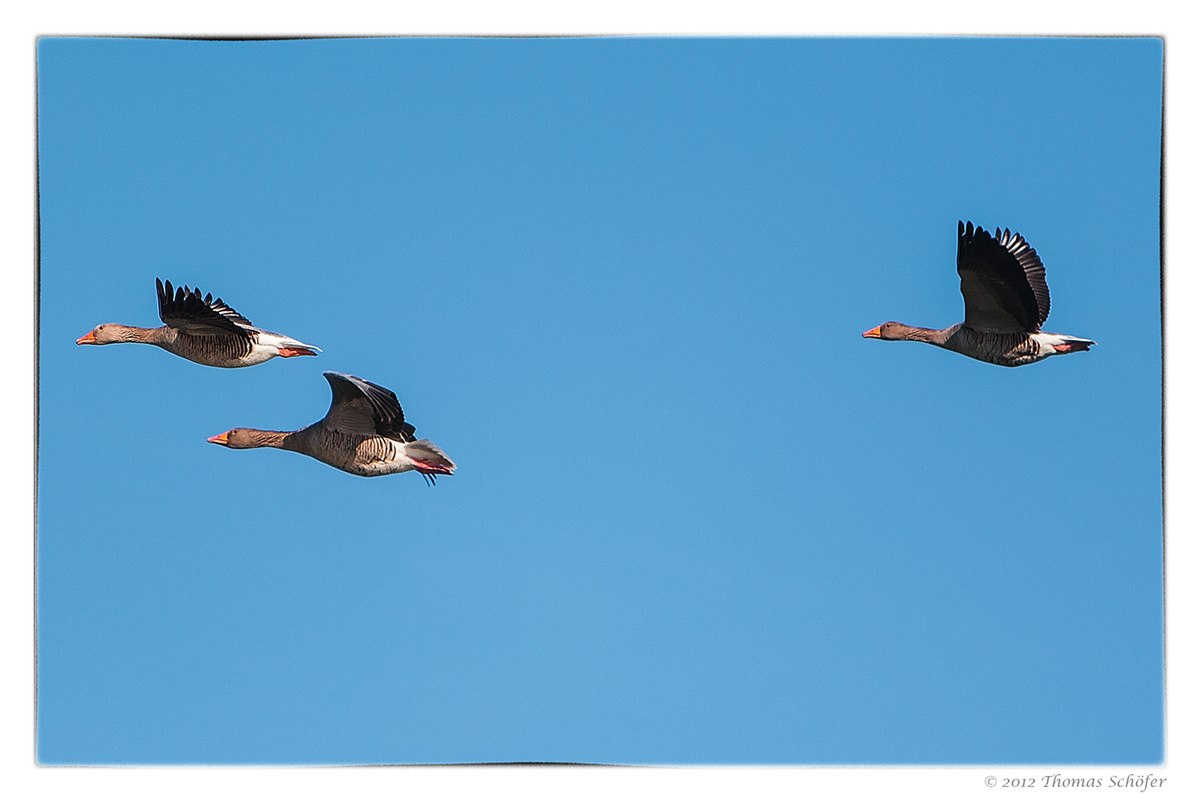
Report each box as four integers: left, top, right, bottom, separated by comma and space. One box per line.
863, 322, 910, 340
207, 428, 270, 449
76, 323, 135, 345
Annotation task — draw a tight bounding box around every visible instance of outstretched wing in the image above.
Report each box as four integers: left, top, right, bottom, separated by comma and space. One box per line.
320, 371, 418, 442
157, 278, 256, 338
956, 221, 1050, 333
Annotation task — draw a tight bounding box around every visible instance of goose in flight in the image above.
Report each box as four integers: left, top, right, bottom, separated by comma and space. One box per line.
862, 221, 1093, 367
207, 371, 456, 483
76, 279, 320, 368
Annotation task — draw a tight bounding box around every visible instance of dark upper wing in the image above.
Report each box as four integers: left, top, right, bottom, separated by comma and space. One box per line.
955, 221, 1050, 333
157, 278, 256, 338
320, 372, 418, 442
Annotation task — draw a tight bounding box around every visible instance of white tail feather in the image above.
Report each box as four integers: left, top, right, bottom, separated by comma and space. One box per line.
256, 331, 321, 352
403, 439, 456, 474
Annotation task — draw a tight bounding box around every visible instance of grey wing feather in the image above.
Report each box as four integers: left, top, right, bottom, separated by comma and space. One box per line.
157, 278, 256, 338
955, 221, 1049, 333
320, 372, 418, 442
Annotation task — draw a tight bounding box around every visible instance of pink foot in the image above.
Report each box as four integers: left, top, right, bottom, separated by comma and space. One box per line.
412, 459, 454, 476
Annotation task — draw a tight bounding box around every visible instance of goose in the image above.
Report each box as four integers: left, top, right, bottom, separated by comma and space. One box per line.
76, 279, 320, 368
207, 371, 456, 482
862, 221, 1094, 367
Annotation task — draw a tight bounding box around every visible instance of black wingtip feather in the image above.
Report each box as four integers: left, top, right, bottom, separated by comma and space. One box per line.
157, 279, 257, 333
956, 219, 1051, 332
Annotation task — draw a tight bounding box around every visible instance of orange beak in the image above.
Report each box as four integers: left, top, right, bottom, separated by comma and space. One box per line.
207, 432, 229, 445
862, 326, 883, 339
76, 330, 97, 345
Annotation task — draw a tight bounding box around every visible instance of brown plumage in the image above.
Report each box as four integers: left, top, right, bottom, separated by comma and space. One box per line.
76, 279, 320, 368
863, 221, 1094, 367
207, 372, 455, 482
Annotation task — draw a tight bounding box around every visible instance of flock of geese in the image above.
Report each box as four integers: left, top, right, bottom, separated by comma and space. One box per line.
77, 279, 456, 483
76, 221, 1093, 482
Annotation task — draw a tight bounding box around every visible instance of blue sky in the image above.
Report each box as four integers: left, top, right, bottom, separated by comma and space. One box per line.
35, 36, 1163, 766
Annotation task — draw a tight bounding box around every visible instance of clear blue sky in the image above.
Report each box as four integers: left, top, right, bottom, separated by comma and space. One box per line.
36, 36, 1163, 765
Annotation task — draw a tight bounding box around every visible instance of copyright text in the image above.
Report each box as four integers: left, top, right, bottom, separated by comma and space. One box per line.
983, 773, 1166, 791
